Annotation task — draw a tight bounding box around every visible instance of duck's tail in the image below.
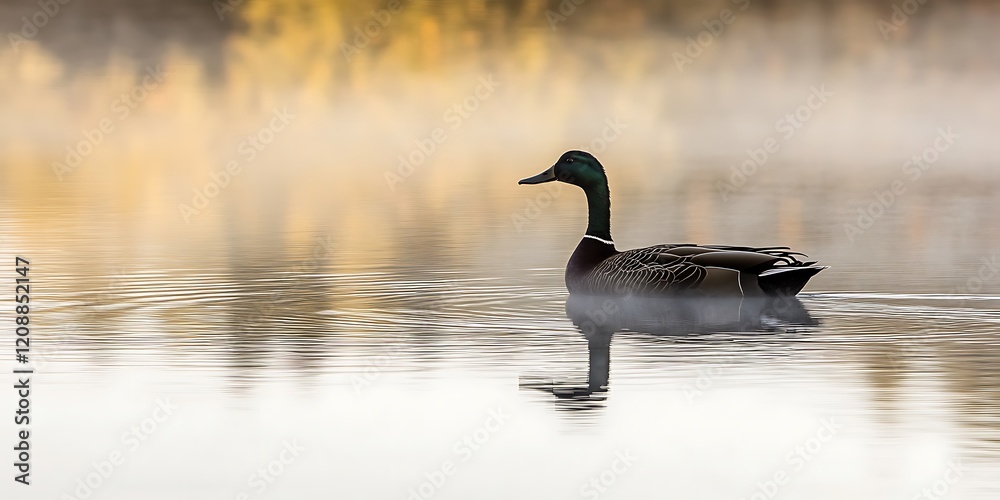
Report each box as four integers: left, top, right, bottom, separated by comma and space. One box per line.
757, 265, 828, 296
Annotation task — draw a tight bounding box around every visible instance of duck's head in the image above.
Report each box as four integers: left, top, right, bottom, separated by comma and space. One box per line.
518, 151, 607, 189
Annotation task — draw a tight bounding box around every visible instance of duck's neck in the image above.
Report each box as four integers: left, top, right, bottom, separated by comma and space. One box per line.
566, 183, 616, 292
584, 182, 613, 243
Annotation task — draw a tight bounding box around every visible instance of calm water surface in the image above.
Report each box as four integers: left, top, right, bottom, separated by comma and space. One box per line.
2, 185, 999, 500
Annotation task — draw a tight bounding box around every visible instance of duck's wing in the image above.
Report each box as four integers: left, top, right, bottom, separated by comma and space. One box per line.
692, 245, 827, 295
584, 245, 711, 295
585, 244, 820, 295
697, 244, 816, 266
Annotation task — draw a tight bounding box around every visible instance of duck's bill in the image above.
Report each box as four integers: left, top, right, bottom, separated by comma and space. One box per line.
518, 168, 556, 185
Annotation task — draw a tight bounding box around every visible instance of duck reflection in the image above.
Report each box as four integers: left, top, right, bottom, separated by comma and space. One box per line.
520, 294, 817, 414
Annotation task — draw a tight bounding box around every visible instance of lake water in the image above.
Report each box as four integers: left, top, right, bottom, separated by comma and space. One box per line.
1, 1, 999, 499
3, 185, 1000, 499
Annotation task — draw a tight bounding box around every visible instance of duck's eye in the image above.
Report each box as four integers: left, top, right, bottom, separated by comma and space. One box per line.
565, 158, 575, 163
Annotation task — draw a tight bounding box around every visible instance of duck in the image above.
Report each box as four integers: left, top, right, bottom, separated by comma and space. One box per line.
518, 150, 826, 297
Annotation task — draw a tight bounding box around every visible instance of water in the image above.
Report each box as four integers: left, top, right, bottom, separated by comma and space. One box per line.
2, 0, 1000, 498
3, 186, 999, 499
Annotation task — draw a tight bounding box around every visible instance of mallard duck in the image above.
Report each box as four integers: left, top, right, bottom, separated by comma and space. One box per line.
518, 151, 826, 296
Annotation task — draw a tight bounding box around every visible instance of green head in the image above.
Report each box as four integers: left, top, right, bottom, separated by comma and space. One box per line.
518, 151, 608, 190
518, 150, 613, 241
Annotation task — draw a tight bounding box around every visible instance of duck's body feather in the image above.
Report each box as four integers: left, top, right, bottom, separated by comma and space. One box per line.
567, 240, 824, 297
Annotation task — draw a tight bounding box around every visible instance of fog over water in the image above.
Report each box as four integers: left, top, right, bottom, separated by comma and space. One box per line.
1, 1, 999, 498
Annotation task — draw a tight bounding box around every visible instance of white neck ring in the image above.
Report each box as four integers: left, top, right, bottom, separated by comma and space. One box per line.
583, 234, 615, 246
